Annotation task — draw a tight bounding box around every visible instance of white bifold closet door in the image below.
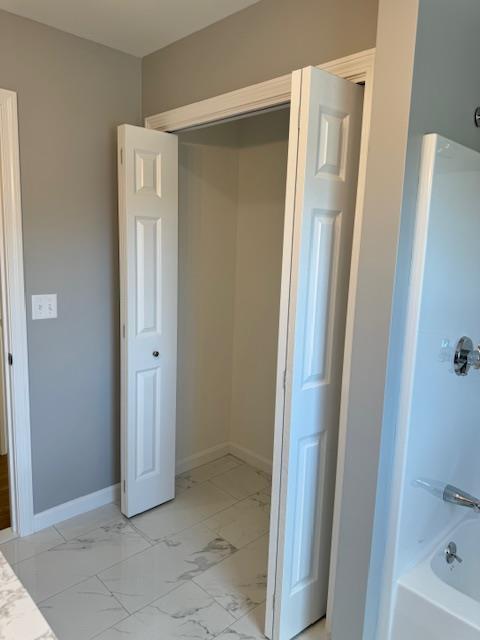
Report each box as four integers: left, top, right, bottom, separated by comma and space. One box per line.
118, 124, 178, 518
266, 67, 363, 640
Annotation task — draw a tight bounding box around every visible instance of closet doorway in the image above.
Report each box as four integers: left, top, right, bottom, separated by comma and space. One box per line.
176, 108, 289, 477
0, 312, 10, 531
118, 63, 367, 640
0, 88, 34, 540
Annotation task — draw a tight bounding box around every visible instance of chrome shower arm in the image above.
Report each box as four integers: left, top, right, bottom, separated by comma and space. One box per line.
443, 484, 480, 512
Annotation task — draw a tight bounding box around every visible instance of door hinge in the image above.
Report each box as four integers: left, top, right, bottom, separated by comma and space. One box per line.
120, 148, 124, 165
282, 370, 287, 390
122, 324, 125, 339
123, 480, 126, 493
7, 353, 13, 366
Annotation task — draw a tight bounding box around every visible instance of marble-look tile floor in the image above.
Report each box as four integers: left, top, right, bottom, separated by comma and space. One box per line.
1, 456, 328, 640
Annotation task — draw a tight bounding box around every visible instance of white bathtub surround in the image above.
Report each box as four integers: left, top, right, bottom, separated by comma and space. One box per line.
0, 551, 56, 640
380, 136, 480, 637
391, 517, 480, 640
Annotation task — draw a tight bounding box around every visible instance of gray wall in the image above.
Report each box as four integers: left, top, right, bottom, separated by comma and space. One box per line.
0, 10, 141, 513
331, 0, 480, 638
142, 0, 379, 115
329, 1, 420, 638
372, 1, 480, 637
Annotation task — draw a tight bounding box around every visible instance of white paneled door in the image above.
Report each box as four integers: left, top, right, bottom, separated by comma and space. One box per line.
266, 67, 363, 640
118, 124, 178, 518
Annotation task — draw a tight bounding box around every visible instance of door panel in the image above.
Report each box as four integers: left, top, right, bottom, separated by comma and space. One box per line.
267, 67, 363, 640
118, 124, 178, 518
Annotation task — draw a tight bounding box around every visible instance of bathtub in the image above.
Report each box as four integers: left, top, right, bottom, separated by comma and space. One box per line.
391, 517, 480, 640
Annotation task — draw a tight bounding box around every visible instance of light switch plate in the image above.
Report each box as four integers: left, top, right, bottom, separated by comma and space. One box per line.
32, 294, 57, 320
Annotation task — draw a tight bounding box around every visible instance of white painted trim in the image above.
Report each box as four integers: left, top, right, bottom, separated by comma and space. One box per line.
327, 51, 376, 632
33, 483, 120, 533
175, 442, 272, 476
228, 443, 272, 474
175, 443, 230, 475
31, 441, 270, 534
0, 527, 16, 544
265, 68, 303, 640
145, 49, 375, 133
375, 135, 438, 639
145, 49, 375, 638
0, 89, 34, 537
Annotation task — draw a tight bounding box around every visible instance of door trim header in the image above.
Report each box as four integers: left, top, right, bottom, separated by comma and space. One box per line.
144, 49, 375, 133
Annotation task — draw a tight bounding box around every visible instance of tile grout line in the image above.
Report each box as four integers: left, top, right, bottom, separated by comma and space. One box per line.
29, 526, 156, 607
52, 525, 68, 543
91, 578, 192, 639
18, 456, 272, 634
90, 521, 269, 634
176, 456, 244, 483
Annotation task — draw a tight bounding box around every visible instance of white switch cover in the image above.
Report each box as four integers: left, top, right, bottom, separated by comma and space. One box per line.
32, 294, 57, 320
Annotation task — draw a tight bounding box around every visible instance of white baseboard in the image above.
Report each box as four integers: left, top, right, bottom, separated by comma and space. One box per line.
229, 443, 273, 474
176, 441, 272, 475
175, 442, 230, 475
0, 527, 16, 544
33, 483, 120, 533
31, 442, 270, 535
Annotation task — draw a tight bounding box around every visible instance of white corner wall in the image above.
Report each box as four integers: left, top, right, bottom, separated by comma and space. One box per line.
177, 123, 240, 469
230, 110, 289, 468
176, 109, 289, 473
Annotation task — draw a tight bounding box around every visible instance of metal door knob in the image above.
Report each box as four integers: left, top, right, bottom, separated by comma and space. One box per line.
153, 351, 159, 358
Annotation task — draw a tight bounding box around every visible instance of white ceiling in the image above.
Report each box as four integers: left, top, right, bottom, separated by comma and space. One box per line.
0, 0, 262, 57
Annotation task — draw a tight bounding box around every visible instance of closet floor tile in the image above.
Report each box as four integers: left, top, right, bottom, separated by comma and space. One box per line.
93, 582, 235, 640
214, 603, 267, 639
203, 492, 270, 548
297, 619, 329, 639
210, 465, 270, 500
193, 533, 269, 619
39, 576, 128, 640
131, 481, 237, 541
97, 523, 237, 614
175, 455, 243, 492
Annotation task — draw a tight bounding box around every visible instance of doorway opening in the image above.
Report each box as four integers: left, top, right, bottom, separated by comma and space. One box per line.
0, 88, 34, 539
174, 107, 290, 634
0, 318, 10, 531
176, 107, 290, 478
119, 64, 366, 640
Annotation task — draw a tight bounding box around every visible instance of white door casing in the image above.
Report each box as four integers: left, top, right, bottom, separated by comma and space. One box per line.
118, 124, 178, 518
266, 67, 363, 640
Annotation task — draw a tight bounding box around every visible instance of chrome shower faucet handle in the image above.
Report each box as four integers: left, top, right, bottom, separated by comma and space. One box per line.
453, 336, 480, 376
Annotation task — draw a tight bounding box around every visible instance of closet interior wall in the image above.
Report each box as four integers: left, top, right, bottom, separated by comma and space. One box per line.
177, 108, 290, 472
